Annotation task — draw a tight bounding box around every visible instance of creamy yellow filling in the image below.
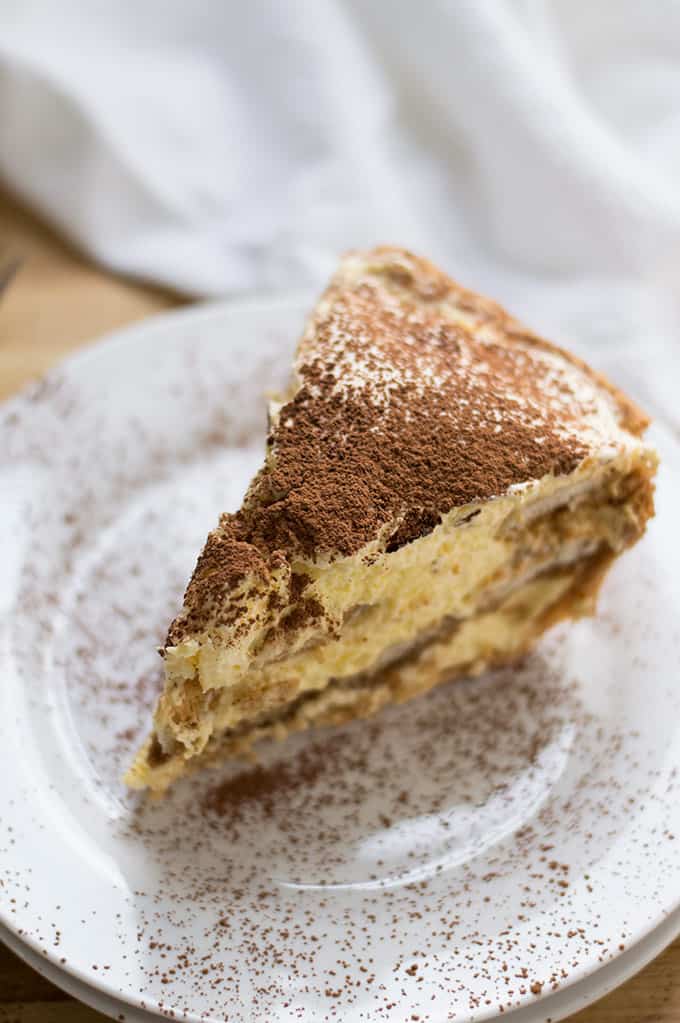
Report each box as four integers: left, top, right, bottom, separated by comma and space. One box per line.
212, 570, 577, 737
127, 569, 581, 794
157, 447, 651, 756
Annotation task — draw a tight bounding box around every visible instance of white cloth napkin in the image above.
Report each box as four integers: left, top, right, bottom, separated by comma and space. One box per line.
1, 0, 679, 412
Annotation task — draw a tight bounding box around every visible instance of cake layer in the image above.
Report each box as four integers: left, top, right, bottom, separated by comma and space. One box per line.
128, 450, 655, 793
153, 449, 653, 758
127, 546, 612, 794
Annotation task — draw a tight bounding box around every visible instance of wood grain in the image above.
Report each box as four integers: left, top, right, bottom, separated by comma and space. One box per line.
0, 190, 180, 399
0, 188, 678, 1022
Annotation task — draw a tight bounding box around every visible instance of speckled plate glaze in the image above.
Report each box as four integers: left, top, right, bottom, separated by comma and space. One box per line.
1, 298, 679, 1023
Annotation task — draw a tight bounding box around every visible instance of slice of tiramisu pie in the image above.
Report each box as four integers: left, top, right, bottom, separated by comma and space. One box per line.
126, 247, 657, 794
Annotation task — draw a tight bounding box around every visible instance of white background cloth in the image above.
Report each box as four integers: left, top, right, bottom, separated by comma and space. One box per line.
0, 0, 678, 414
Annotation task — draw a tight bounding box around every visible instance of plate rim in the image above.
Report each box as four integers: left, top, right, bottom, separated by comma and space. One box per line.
2, 902, 679, 1023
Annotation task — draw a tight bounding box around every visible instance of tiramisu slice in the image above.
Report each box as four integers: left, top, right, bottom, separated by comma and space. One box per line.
126, 247, 657, 794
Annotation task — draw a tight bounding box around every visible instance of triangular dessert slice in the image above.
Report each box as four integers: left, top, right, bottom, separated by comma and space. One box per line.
126, 247, 657, 794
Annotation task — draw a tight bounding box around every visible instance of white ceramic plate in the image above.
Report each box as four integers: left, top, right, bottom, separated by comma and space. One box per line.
1, 298, 679, 1023
5, 906, 680, 1023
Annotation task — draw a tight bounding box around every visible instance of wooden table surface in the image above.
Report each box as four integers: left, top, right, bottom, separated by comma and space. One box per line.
0, 189, 678, 1022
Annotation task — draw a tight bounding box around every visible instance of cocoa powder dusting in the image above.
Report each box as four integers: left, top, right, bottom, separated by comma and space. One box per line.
170, 246, 626, 640
236, 280, 587, 558
201, 745, 327, 821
